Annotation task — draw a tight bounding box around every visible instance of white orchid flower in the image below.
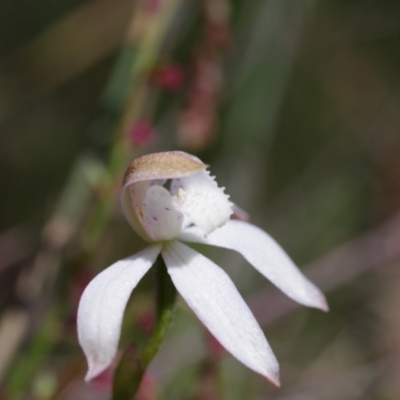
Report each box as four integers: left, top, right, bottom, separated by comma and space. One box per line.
77, 151, 328, 386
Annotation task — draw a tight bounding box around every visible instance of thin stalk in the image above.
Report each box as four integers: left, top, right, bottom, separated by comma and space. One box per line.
112, 256, 177, 400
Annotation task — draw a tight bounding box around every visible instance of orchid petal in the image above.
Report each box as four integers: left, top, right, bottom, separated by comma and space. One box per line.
178, 220, 328, 311
141, 185, 184, 241
170, 170, 233, 236
162, 241, 280, 385
121, 181, 152, 242
77, 245, 162, 381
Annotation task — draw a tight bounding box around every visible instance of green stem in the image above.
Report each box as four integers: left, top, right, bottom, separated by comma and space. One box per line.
112, 256, 177, 400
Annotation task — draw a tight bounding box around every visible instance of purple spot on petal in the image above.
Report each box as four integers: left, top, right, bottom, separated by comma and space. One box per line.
153, 216, 158, 221
165, 207, 170, 211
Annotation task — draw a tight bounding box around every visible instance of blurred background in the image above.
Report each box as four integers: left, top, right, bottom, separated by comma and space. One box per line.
1, 0, 400, 399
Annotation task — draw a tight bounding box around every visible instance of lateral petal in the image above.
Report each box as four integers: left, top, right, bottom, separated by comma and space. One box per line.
121, 181, 153, 242
178, 220, 328, 311
141, 185, 184, 241
77, 245, 162, 381
162, 241, 280, 385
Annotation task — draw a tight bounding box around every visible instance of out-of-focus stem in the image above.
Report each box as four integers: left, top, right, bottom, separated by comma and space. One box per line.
82, 0, 183, 252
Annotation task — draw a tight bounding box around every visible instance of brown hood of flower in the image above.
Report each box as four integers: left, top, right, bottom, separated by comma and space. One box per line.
123, 151, 207, 187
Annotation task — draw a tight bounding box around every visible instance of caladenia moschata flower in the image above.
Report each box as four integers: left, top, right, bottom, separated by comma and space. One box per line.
77, 151, 328, 386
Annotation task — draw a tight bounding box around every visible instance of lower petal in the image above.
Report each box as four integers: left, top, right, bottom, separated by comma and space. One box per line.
77, 245, 162, 381
178, 220, 328, 311
162, 241, 280, 385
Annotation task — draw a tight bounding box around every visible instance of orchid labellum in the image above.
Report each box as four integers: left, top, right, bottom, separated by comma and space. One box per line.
77, 151, 328, 386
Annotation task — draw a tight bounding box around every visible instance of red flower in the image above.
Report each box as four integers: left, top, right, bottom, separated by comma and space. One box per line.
129, 120, 157, 148
151, 65, 185, 92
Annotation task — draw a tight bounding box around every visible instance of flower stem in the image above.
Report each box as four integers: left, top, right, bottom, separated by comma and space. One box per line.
112, 256, 176, 400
